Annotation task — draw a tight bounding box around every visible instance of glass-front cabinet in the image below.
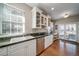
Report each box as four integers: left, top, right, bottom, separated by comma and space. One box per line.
32, 7, 42, 28
32, 7, 52, 29
0, 3, 25, 36
36, 12, 41, 28
41, 14, 47, 28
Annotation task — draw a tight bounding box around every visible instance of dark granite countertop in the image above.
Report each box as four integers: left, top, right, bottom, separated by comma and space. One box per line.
0, 33, 52, 48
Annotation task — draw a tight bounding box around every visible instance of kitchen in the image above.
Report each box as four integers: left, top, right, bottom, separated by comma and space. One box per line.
0, 3, 79, 56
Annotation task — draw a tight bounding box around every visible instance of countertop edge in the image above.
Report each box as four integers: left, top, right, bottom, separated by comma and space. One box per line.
0, 34, 52, 48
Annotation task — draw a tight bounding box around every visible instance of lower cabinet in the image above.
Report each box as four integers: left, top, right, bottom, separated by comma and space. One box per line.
0, 47, 8, 56
25, 40, 36, 56
8, 39, 36, 56
0, 35, 53, 56
45, 35, 53, 48
36, 37, 44, 55
0, 39, 36, 56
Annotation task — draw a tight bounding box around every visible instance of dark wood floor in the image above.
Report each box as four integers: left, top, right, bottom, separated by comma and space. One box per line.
40, 39, 79, 56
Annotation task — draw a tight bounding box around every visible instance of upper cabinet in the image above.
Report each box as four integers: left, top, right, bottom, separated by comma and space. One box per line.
32, 7, 52, 28
32, 7, 42, 28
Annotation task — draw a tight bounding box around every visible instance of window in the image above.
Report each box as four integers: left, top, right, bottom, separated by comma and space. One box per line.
0, 3, 25, 36
58, 24, 77, 41
2, 21, 10, 34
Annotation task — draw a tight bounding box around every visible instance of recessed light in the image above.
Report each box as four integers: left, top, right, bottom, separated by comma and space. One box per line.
64, 14, 69, 18
51, 8, 54, 10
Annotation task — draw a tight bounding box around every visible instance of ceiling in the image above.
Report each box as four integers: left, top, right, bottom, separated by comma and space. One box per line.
27, 3, 79, 20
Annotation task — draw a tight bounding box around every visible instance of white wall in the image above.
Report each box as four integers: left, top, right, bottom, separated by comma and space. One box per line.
8, 3, 32, 33
0, 18, 2, 35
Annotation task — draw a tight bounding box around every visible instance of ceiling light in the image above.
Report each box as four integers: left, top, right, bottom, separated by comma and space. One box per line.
51, 8, 54, 10
64, 14, 69, 18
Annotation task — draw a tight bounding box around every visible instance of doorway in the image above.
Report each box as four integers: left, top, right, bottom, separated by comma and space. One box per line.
58, 24, 77, 41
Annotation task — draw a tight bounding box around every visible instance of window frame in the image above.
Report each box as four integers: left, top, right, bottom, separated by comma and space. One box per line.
0, 3, 25, 36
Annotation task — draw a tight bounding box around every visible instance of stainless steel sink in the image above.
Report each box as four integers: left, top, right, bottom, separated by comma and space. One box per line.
30, 32, 46, 37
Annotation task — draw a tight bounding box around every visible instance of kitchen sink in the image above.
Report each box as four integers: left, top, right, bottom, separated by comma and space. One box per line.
30, 32, 46, 37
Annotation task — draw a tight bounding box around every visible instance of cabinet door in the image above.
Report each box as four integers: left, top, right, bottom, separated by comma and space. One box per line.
49, 35, 53, 45
32, 7, 42, 28
45, 36, 50, 48
45, 35, 53, 48
26, 40, 36, 56
0, 47, 8, 56
36, 38, 44, 55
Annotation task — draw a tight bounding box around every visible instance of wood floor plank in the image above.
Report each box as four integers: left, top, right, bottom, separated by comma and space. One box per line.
40, 39, 79, 56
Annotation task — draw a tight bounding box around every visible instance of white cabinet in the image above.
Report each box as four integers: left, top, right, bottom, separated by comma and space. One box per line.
45, 35, 53, 48
0, 47, 8, 56
8, 39, 36, 56
49, 35, 53, 45
32, 7, 42, 28
41, 14, 48, 28
32, 7, 52, 28
45, 36, 50, 48
26, 40, 36, 56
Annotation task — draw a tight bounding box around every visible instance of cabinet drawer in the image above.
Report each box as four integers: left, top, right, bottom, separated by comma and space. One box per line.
0, 47, 8, 56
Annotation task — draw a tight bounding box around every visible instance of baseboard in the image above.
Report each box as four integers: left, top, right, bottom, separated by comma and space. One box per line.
60, 39, 79, 45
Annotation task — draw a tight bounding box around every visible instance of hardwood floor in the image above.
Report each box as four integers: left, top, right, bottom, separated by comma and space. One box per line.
40, 39, 79, 56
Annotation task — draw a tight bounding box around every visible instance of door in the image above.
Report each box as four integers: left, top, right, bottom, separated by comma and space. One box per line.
58, 24, 65, 39
58, 24, 77, 41
65, 24, 76, 41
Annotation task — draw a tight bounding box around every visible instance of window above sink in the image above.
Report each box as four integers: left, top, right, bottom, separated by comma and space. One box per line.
0, 3, 25, 37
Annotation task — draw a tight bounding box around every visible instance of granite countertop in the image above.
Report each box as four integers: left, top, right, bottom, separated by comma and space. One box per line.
0, 33, 51, 48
